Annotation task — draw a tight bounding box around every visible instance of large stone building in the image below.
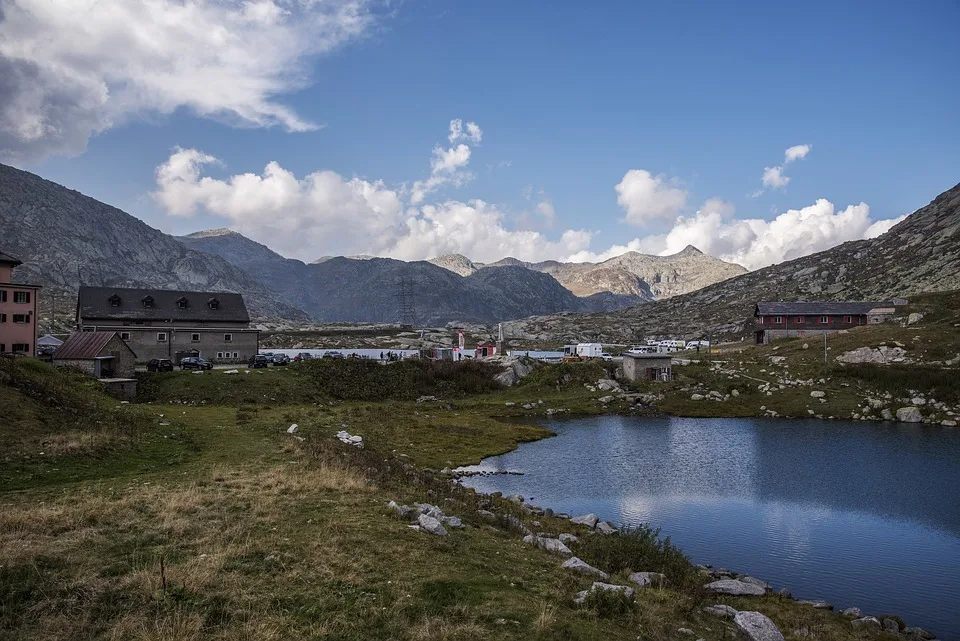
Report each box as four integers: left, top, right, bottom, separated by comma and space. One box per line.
76, 286, 258, 363
0, 251, 41, 357
753, 301, 900, 345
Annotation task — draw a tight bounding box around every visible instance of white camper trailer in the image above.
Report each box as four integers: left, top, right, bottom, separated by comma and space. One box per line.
576, 343, 604, 359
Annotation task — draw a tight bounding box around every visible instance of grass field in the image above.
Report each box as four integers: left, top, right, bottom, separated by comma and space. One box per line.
0, 356, 929, 640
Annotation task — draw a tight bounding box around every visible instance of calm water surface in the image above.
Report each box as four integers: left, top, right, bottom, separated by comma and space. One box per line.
460, 416, 960, 639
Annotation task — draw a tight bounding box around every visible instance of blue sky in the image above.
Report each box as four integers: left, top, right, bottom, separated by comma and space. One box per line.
4, 0, 959, 267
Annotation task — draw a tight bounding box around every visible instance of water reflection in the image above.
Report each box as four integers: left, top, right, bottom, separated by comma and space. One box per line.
459, 415, 960, 639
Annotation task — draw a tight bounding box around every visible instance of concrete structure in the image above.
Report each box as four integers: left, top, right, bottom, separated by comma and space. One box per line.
754, 301, 900, 344
76, 286, 258, 363
0, 251, 41, 357
622, 353, 673, 382
54, 331, 137, 378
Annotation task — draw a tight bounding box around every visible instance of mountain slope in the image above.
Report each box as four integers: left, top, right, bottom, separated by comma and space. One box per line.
179, 231, 645, 324
0, 164, 309, 321
505, 182, 960, 343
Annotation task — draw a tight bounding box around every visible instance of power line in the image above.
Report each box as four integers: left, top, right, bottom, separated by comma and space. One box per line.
395, 278, 416, 328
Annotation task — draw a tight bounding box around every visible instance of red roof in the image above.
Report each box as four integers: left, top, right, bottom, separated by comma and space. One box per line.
54, 332, 133, 360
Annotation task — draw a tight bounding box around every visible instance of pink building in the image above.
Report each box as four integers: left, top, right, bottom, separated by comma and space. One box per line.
0, 252, 41, 357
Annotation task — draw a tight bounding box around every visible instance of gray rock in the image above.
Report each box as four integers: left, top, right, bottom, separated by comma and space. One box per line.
558, 533, 578, 544
908, 312, 924, 325
417, 513, 448, 536
881, 408, 895, 421
503, 514, 531, 536
476, 509, 497, 523
704, 579, 766, 596
904, 627, 936, 640
882, 618, 901, 634
896, 407, 923, 423
702, 604, 738, 619
733, 611, 785, 641
442, 516, 463, 529
287, 424, 298, 433
570, 513, 600, 529
598, 395, 615, 404
851, 617, 881, 631
386, 500, 413, 520
691, 393, 705, 401
628, 571, 666, 588
524, 535, 573, 557
561, 556, 609, 579
797, 599, 833, 610
595, 520, 618, 535
740, 576, 771, 590
810, 390, 826, 398
840, 607, 862, 618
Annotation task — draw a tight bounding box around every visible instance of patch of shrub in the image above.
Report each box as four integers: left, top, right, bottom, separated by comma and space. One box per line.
831, 364, 960, 403
516, 361, 609, 391
574, 524, 698, 591
580, 588, 636, 618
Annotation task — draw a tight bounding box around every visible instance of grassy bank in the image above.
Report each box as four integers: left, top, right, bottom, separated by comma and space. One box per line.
0, 357, 928, 640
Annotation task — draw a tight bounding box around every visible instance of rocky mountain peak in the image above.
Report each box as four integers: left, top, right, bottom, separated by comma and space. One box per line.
427, 254, 478, 277
184, 228, 238, 238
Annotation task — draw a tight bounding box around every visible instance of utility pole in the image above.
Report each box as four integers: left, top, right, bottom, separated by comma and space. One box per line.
395, 279, 416, 328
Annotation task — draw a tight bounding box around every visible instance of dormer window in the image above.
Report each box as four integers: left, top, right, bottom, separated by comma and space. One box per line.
207, 297, 219, 310
142, 295, 154, 309
108, 294, 121, 307
176, 296, 189, 309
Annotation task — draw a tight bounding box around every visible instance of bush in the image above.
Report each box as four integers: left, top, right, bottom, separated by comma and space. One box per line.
831, 364, 960, 403
574, 524, 698, 591
580, 588, 636, 618
516, 361, 609, 391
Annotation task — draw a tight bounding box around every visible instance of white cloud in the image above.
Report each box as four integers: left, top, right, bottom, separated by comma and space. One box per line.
536, 201, 557, 225
762, 165, 791, 189
784, 144, 811, 163
573, 197, 904, 270
153, 146, 593, 263
615, 169, 688, 225
447, 118, 482, 144
0, 0, 379, 163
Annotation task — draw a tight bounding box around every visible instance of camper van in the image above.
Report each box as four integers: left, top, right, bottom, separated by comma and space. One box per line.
576, 343, 604, 359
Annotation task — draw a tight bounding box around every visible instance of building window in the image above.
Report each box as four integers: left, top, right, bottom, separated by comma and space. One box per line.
0, 344, 4, 352
0, 313, 5, 323
109, 294, 121, 307
12, 343, 29, 353
820, 316, 829, 324
157, 332, 167, 342
0, 290, 6, 302
796, 316, 804, 323
12, 314, 29, 323
120, 332, 131, 340
13, 291, 30, 304
844, 315, 852, 323
192, 333, 200, 342
208, 297, 219, 310
774, 316, 783, 324
217, 352, 224, 358
224, 333, 233, 342
757, 317, 764, 324
142, 295, 154, 308
177, 296, 189, 309
233, 352, 238, 359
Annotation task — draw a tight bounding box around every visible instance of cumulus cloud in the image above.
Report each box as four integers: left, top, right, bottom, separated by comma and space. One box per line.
410, 120, 483, 204
0, 0, 378, 163
615, 169, 688, 225
572, 197, 904, 270
754, 143, 812, 194
153, 145, 593, 263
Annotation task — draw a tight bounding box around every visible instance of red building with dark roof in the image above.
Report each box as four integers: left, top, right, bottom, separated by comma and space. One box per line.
0, 251, 42, 357
754, 301, 900, 344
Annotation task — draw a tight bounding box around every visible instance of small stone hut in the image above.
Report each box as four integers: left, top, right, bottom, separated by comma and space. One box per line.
622, 353, 673, 382
54, 331, 137, 379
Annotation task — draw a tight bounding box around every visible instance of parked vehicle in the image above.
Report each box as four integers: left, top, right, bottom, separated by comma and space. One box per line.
180, 356, 213, 370
147, 358, 174, 372
260, 352, 275, 362
628, 345, 657, 354
600, 352, 613, 361
576, 343, 604, 359
272, 353, 290, 365
293, 352, 313, 362
248, 354, 270, 368
323, 351, 345, 360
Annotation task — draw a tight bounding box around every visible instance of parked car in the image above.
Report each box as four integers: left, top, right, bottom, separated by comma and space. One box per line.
248, 354, 270, 368
260, 352, 275, 362
272, 353, 290, 365
323, 351, 345, 360
180, 356, 213, 370
147, 358, 174, 372
600, 352, 613, 361
293, 352, 313, 362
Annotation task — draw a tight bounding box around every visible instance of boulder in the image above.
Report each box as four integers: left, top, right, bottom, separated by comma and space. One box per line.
740, 576, 771, 590
702, 604, 738, 619
223, 369, 239, 375
881, 408, 894, 421
596, 379, 620, 391
704, 579, 766, 596
908, 312, 924, 325
840, 607, 862, 618
598, 395, 615, 404
524, 535, 573, 557
810, 391, 826, 398
851, 617, 881, 631
476, 509, 497, 523
574, 582, 635, 604
417, 514, 448, 536
442, 516, 464, 529
882, 619, 901, 634
733, 611, 785, 641
903, 627, 936, 640
558, 533, 578, 544
386, 500, 413, 520
287, 424, 298, 433
691, 393, 705, 401
896, 407, 923, 423
571, 513, 600, 529
595, 520, 618, 535
561, 556, 609, 579
629, 571, 666, 588
797, 599, 833, 610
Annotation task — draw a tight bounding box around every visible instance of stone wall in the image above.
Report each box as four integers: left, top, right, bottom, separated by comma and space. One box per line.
622, 355, 673, 383
111, 327, 258, 363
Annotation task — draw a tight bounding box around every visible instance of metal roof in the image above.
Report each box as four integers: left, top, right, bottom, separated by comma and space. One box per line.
754, 301, 895, 316
0, 251, 23, 266
78, 286, 250, 323
54, 332, 135, 360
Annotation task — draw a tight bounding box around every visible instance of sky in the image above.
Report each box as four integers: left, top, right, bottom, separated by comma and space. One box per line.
2, 0, 959, 269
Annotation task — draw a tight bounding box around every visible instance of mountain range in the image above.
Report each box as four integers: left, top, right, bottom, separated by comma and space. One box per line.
0, 162, 748, 325
503, 180, 960, 343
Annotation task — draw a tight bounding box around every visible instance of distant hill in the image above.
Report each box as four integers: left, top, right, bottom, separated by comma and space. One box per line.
0, 164, 309, 321
502, 181, 960, 343
179, 230, 646, 324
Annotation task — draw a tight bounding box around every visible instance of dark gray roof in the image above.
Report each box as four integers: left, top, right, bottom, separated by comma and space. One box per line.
78, 286, 250, 323
755, 301, 895, 316
0, 251, 23, 266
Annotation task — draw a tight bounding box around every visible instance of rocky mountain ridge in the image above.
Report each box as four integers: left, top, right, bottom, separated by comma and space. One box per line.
499, 181, 960, 344
0, 164, 309, 321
